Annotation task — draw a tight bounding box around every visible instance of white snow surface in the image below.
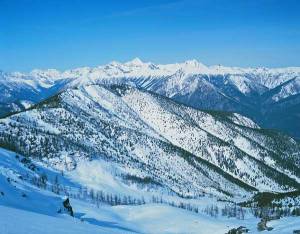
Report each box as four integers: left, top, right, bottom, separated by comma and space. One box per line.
2, 58, 300, 90
1, 147, 300, 234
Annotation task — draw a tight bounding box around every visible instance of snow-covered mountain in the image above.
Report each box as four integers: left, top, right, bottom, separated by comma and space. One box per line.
1, 84, 299, 199
1, 58, 300, 138
1, 60, 300, 233
0, 70, 72, 117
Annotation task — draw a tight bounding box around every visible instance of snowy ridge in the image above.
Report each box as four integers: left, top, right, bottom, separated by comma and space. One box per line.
1, 84, 299, 199
3, 58, 300, 88
0, 85, 256, 199
2, 58, 300, 138
119, 86, 300, 189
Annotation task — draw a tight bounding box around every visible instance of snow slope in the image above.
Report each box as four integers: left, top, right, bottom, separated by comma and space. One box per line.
0, 85, 257, 199
1, 85, 299, 198
1, 147, 300, 234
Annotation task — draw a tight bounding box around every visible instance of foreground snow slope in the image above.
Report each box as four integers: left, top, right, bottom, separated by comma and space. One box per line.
2, 203, 300, 234
0, 203, 245, 234
0, 205, 129, 234
0, 147, 235, 234
1, 148, 300, 234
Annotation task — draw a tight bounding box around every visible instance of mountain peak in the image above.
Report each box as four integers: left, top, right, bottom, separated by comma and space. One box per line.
109, 60, 121, 66
185, 59, 199, 64
125, 57, 144, 66
178, 59, 209, 74
183, 59, 204, 67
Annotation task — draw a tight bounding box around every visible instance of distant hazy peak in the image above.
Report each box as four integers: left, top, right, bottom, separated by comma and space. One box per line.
125, 57, 144, 66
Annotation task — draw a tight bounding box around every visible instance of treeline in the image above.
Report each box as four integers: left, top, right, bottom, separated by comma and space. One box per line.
241, 192, 300, 219
36, 172, 300, 220
250, 206, 300, 219
202, 204, 246, 219
20, 156, 300, 221
19, 166, 251, 219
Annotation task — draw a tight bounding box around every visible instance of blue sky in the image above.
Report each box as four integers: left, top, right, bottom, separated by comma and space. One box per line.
1, 0, 300, 71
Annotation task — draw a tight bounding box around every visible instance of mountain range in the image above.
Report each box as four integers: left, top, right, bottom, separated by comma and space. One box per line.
1, 59, 300, 198
1, 82, 300, 200
1, 58, 300, 138
1, 59, 300, 233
